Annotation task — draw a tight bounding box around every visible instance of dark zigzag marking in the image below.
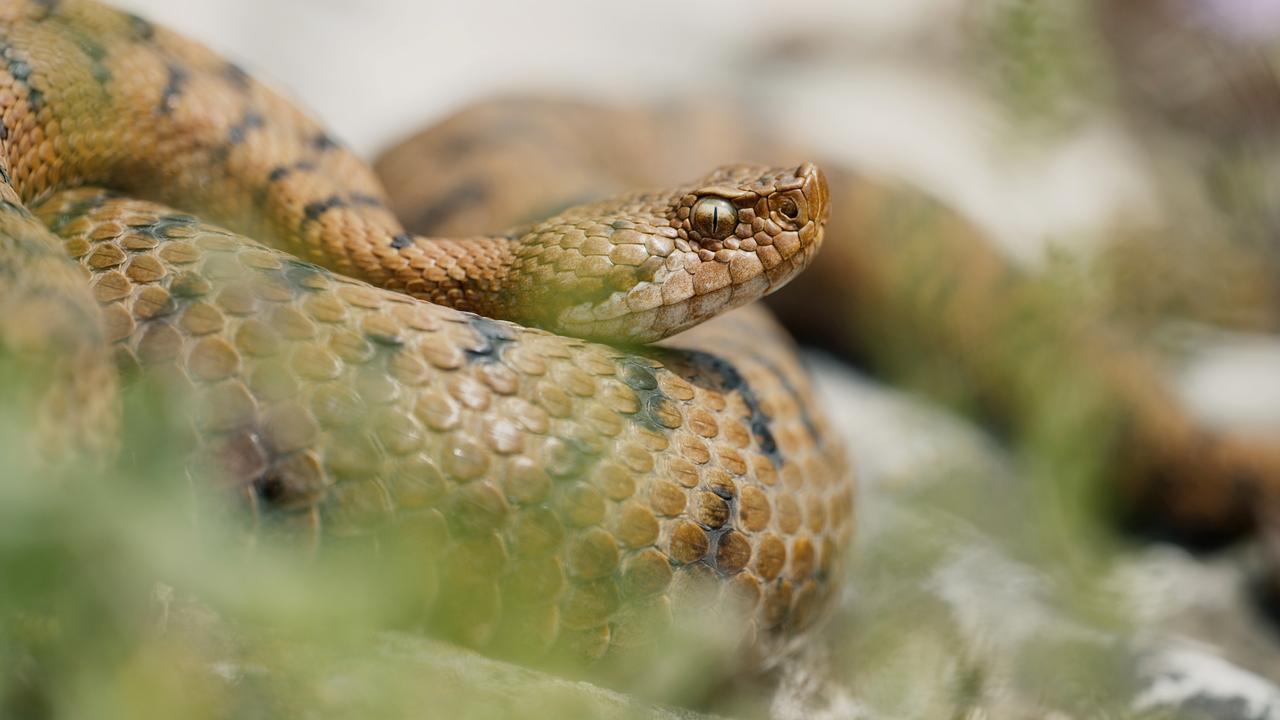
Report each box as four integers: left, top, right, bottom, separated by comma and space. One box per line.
30, 0, 60, 20
302, 195, 345, 222
222, 62, 250, 90
716, 336, 823, 448
666, 349, 783, 469
225, 110, 265, 145
157, 63, 187, 114
463, 315, 515, 364
39, 9, 111, 87
126, 13, 154, 42
266, 160, 317, 183
0, 41, 43, 111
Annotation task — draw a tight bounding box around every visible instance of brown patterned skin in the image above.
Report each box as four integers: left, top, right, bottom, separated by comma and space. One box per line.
0, 0, 851, 672
31, 188, 851, 665
375, 96, 1280, 543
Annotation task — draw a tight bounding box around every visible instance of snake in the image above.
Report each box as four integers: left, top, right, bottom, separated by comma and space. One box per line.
0, 0, 853, 671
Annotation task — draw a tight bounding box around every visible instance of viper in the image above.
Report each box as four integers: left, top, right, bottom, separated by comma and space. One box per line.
0, 0, 852, 672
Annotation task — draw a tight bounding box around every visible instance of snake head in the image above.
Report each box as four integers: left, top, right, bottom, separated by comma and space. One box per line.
510, 162, 829, 344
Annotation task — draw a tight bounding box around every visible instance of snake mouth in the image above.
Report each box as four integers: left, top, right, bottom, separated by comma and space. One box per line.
518, 162, 830, 345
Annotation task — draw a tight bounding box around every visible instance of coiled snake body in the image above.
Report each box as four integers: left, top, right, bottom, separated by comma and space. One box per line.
0, 0, 851, 667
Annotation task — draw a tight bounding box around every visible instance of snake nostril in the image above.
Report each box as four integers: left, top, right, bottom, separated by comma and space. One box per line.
777, 196, 799, 220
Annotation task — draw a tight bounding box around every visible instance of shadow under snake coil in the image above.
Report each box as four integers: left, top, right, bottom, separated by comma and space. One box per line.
0, 0, 852, 672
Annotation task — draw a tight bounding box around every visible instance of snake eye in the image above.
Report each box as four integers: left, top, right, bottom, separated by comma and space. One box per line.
691, 197, 737, 240
777, 196, 799, 220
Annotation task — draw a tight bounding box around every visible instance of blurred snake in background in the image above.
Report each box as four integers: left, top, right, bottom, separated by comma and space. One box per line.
2, 0, 1279, 686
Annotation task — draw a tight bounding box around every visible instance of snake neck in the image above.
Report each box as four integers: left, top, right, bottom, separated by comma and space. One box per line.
250, 197, 521, 322
385, 234, 519, 321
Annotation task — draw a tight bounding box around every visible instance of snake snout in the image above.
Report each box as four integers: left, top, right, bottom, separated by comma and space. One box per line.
797, 161, 830, 227
748, 161, 827, 292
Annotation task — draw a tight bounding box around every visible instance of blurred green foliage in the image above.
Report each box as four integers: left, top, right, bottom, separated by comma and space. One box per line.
981, 0, 1112, 131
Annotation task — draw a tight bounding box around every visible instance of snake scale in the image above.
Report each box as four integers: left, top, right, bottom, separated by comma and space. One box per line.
0, 0, 852, 670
